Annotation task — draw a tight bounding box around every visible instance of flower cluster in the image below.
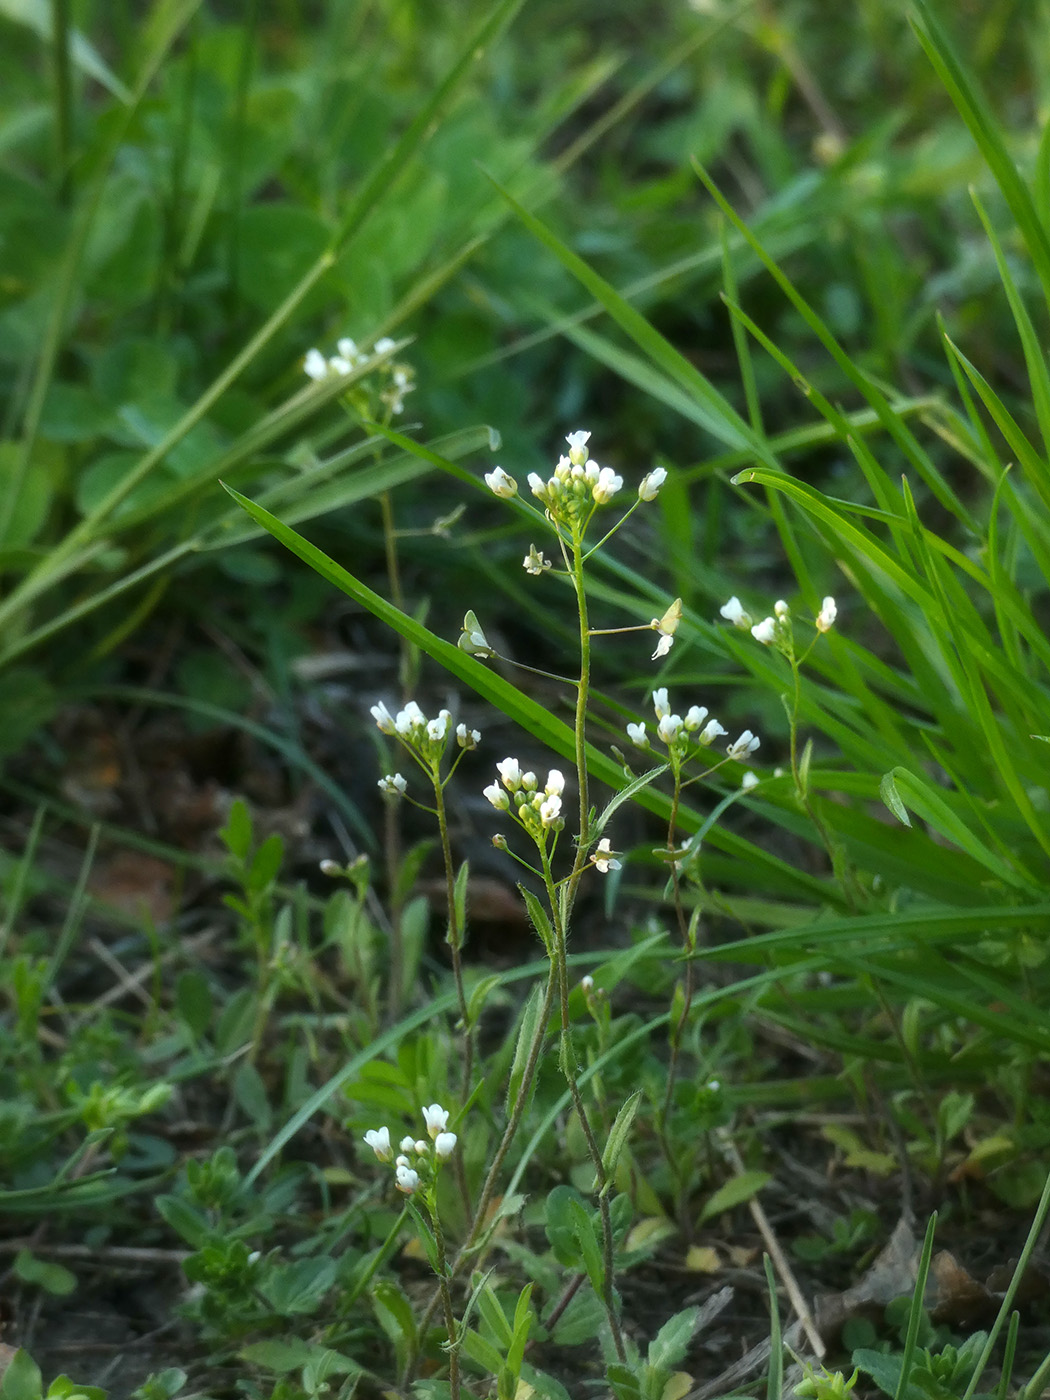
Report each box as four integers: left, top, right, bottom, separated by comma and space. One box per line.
371, 699, 479, 793
363, 1102, 457, 1197
627, 687, 760, 768
483, 760, 566, 839
484, 431, 668, 536
721, 594, 837, 648
304, 336, 415, 414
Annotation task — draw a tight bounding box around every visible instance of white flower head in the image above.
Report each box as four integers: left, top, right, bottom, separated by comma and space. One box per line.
456, 723, 480, 750
650, 598, 682, 660
626, 721, 649, 748
395, 700, 425, 735
657, 713, 684, 744
304, 348, 329, 381
727, 730, 760, 761
337, 337, 363, 364
374, 337, 397, 355
523, 543, 551, 575
528, 472, 547, 503
422, 1103, 450, 1139
364, 1127, 392, 1161
720, 596, 752, 630
395, 1163, 419, 1195
684, 705, 708, 732
520, 770, 538, 792
816, 596, 837, 633
483, 781, 509, 810
652, 687, 671, 719
592, 466, 623, 504
378, 773, 407, 797
414, 1140, 427, 1154
400, 1135, 416, 1152
699, 718, 727, 746
545, 769, 566, 797
751, 617, 777, 645
774, 599, 790, 620
434, 1131, 457, 1160
496, 757, 522, 791
484, 466, 518, 499
427, 713, 449, 742
638, 466, 667, 502
565, 429, 591, 465
370, 700, 396, 734
395, 1154, 410, 1168
741, 771, 760, 790
539, 793, 563, 826
590, 837, 621, 873
581, 975, 594, 993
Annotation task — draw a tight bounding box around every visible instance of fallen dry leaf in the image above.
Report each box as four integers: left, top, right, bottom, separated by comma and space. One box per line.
814, 1214, 918, 1338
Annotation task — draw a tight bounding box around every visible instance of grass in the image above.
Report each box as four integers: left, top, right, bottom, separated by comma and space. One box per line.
2, 2, 1050, 1398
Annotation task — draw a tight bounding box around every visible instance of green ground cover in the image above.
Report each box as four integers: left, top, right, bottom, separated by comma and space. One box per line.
2, 2, 1050, 1397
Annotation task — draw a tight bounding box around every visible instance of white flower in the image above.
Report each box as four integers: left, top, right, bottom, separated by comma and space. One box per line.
523, 543, 551, 575
774, 599, 790, 619
414, 1140, 427, 1154
581, 975, 594, 993
378, 773, 407, 796
539, 793, 562, 826
304, 348, 329, 381
528, 472, 547, 501
699, 719, 727, 746
592, 466, 623, 504
741, 771, 760, 790
396, 700, 425, 735
545, 769, 565, 797
374, 337, 397, 355
484, 466, 518, 499
422, 1103, 450, 1138
727, 730, 760, 761
816, 596, 837, 632
395, 1164, 419, 1195
626, 721, 649, 747
684, 705, 708, 731
590, 838, 621, 873
657, 713, 683, 744
652, 687, 670, 719
720, 596, 752, 629
638, 467, 667, 501
400, 1135, 416, 1152
427, 713, 449, 742
751, 617, 777, 645
483, 781, 509, 810
456, 723, 480, 749
521, 771, 537, 791
496, 757, 522, 791
565, 429, 591, 464
370, 700, 396, 734
337, 337, 362, 363
364, 1127, 392, 1161
395, 1154, 410, 1168
328, 355, 353, 375
434, 1132, 457, 1160
650, 597, 682, 659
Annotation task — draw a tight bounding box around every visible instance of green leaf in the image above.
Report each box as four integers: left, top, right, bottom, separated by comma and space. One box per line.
647, 1306, 699, 1374
601, 1091, 642, 1181
13, 1250, 76, 1297
880, 772, 912, 827
0, 1350, 42, 1400
507, 981, 546, 1119
518, 885, 553, 951
699, 1170, 771, 1224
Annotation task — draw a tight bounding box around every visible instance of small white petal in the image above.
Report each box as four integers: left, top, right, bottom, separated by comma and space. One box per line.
395, 1164, 419, 1194
626, 721, 649, 747
434, 1131, 457, 1160
364, 1127, 392, 1161
751, 617, 777, 645
304, 348, 329, 381
638, 466, 667, 501
422, 1103, 449, 1138
816, 596, 837, 632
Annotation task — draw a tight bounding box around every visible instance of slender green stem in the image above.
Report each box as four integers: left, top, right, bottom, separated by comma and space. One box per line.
432, 769, 474, 1218
51, 0, 74, 204
542, 847, 627, 1364
565, 533, 592, 918
658, 770, 697, 1208
428, 1198, 461, 1400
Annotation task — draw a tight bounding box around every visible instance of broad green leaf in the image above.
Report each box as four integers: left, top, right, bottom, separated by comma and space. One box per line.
601, 1090, 642, 1181
699, 1170, 771, 1223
